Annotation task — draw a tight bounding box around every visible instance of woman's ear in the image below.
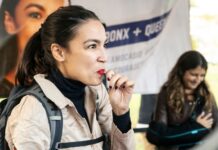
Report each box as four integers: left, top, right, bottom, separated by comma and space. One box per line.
4, 11, 17, 34
51, 43, 65, 62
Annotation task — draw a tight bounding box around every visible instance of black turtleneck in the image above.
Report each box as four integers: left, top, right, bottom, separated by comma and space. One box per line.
47, 69, 88, 121
47, 69, 131, 133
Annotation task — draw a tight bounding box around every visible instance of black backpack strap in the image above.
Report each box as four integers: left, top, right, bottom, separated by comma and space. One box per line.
56, 135, 105, 149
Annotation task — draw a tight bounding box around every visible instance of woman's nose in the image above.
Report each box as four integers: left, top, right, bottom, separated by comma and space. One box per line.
97, 49, 107, 63
197, 76, 204, 83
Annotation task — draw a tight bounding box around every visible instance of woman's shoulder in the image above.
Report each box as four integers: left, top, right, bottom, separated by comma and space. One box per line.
7, 94, 48, 129
6, 95, 50, 150
12, 95, 47, 118
33, 73, 72, 109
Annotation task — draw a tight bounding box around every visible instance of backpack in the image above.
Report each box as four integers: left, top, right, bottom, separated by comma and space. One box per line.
0, 83, 109, 150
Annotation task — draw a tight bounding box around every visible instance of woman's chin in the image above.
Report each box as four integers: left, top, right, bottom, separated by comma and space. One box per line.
187, 85, 198, 91
87, 80, 102, 86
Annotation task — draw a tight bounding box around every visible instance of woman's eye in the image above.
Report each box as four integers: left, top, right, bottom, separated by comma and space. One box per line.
190, 72, 196, 76
104, 43, 108, 48
88, 44, 97, 49
28, 12, 41, 19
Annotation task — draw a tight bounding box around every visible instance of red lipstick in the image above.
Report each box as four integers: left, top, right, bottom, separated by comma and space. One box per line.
97, 69, 105, 76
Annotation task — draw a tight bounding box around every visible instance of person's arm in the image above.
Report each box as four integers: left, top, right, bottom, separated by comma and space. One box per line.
153, 88, 168, 124
5, 95, 50, 150
192, 95, 218, 150
113, 111, 131, 133
97, 82, 135, 150
147, 118, 209, 146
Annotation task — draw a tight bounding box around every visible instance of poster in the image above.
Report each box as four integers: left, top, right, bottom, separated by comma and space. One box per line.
0, 0, 191, 97
72, 0, 191, 93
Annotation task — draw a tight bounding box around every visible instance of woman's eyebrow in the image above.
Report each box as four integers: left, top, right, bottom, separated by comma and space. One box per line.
24, 3, 45, 11
84, 39, 100, 44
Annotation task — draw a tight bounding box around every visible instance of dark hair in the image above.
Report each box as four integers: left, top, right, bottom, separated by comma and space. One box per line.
169, 50, 207, 81
160, 50, 212, 117
16, 5, 101, 86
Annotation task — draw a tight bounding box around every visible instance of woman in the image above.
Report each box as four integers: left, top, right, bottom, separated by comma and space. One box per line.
147, 50, 218, 150
0, 0, 64, 97
5, 5, 135, 150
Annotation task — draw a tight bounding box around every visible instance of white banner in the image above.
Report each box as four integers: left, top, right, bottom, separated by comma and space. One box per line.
71, 0, 192, 94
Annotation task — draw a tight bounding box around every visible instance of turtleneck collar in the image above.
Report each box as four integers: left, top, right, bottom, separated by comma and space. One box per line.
47, 69, 86, 102
47, 69, 90, 127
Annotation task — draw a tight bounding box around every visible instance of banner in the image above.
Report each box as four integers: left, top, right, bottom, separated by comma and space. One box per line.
0, 0, 191, 97
72, 0, 191, 94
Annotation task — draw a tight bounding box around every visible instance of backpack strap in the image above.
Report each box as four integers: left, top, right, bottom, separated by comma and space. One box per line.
55, 135, 105, 149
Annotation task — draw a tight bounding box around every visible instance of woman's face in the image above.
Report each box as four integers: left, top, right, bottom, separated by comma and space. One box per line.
182, 66, 206, 91
5, 0, 64, 54
59, 19, 107, 86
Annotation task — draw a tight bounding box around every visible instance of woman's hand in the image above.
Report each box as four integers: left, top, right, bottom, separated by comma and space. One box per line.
106, 70, 134, 116
196, 112, 213, 129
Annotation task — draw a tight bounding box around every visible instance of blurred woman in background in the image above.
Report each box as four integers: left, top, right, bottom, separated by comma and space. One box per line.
147, 50, 218, 150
